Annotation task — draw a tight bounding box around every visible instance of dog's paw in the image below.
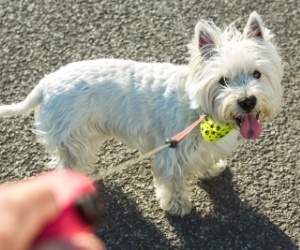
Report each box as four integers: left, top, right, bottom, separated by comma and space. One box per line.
159, 196, 192, 217
206, 160, 227, 178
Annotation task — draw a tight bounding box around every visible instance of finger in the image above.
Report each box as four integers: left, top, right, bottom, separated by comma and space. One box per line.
0, 182, 58, 250
17, 183, 59, 249
33, 239, 79, 250
72, 233, 106, 250
9, 183, 58, 250
33, 234, 106, 250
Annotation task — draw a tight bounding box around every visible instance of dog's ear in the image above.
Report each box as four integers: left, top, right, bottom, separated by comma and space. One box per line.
198, 26, 215, 49
192, 20, 221, 59
244, 12, 271, 41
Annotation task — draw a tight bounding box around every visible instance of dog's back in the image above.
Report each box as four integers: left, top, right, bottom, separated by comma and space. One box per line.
0, 58, 189, 171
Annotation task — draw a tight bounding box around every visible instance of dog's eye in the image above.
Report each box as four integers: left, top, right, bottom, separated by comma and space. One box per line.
252, 70, 261, 79
219, 77, 229, 86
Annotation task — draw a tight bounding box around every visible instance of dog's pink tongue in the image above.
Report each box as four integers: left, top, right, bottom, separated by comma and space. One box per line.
240, 113, 262, 140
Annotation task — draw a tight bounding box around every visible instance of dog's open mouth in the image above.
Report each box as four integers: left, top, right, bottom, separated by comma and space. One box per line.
235, 112, 262, 140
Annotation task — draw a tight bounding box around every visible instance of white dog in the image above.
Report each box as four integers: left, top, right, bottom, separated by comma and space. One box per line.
0, 12, 283, 216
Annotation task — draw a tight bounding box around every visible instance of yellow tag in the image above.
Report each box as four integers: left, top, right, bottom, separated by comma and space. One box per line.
200, 117, 232, 142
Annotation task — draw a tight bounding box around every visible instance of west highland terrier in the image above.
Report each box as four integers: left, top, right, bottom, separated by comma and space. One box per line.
0, 12, 283, 216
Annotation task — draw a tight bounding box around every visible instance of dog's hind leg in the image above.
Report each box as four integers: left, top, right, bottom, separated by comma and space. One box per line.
46, 130, 108, 173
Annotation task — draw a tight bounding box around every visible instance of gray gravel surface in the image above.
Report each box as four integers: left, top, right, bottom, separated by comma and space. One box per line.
0, 0, 299, 249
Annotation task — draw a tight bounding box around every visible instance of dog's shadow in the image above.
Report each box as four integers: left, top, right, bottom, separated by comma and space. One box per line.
167, 169, 297, 250
96, 169, 297, 250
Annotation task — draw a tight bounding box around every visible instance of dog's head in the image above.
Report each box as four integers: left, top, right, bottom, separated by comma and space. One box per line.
186, 12, 283, 140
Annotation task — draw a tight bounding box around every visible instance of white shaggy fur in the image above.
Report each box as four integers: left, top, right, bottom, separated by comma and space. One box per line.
0, 12, 283, 216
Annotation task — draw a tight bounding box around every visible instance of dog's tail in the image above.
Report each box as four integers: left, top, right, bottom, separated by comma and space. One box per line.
0, 84, 43, 117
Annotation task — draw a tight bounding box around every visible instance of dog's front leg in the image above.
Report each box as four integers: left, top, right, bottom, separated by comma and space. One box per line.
152, 154, 192, 217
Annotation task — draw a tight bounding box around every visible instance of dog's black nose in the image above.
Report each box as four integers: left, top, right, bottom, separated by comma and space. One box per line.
238, 95, 257, 112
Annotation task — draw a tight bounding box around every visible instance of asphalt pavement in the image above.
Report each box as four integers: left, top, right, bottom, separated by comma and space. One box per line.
0, 0, 299, 249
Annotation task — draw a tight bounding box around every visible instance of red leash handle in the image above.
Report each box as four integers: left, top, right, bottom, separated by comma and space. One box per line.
166, 114, 207, 148
33, 170, 104, 247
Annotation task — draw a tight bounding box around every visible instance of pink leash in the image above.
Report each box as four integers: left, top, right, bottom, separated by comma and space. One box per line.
166, 113, 207, 147
94, 114, 207, 179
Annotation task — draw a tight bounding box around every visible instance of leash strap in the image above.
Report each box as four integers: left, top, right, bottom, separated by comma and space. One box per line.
93, 114, 207, 179
166, 114, 207, 147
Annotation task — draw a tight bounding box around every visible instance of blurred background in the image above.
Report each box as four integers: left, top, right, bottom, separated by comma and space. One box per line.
0, 1, 299, 249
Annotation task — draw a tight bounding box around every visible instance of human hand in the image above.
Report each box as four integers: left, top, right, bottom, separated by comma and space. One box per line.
0, 175, 105, 250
